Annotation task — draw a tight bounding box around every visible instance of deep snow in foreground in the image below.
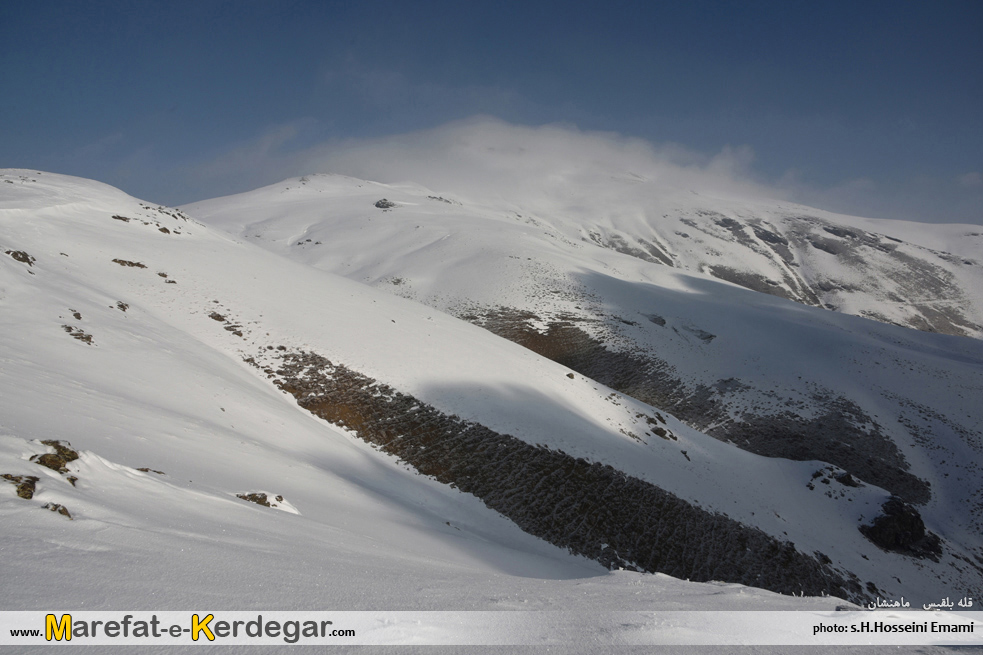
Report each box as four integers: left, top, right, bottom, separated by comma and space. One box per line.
1, 169, 981, 652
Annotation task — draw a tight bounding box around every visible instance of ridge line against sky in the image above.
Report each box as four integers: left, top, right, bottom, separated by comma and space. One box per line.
1, 0, 981, 224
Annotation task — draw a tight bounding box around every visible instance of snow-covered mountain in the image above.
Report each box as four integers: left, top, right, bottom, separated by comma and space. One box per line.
188, 170, 982, 490
187, 170, 983, 597
2, 168, 981, 627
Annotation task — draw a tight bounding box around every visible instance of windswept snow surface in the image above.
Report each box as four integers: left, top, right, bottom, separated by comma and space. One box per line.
1, 170, 981, 652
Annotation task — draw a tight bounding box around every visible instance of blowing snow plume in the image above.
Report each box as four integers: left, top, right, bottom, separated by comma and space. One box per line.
303, 117, 777, 207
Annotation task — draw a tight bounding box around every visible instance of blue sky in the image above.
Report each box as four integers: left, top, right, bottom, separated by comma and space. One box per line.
2, 0, 982, 223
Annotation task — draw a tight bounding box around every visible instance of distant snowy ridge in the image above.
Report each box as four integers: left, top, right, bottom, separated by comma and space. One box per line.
253, 118, 983, 337
188, 171, 983, 339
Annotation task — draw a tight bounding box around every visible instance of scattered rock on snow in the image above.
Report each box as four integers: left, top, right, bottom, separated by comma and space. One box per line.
236, 492, 285, 508
43, 503, 72, 519
62, 325, 94, 345
2, 474, 40, 499
4, 250, 36, 266
31, 440, 80, 473
111, 259, 146, 268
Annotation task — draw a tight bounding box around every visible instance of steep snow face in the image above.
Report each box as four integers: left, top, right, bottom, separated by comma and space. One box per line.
185, 172, 983, 597
1, 170, 979, 614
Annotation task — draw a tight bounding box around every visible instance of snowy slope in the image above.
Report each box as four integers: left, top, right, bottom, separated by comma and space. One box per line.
2, 170, 980, 623
185, 172, 983, 600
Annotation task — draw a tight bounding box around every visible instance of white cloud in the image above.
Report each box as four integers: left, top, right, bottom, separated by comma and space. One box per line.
298, 117, 783, 206
183, 116, 788, 211
183, 116, 982, 225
